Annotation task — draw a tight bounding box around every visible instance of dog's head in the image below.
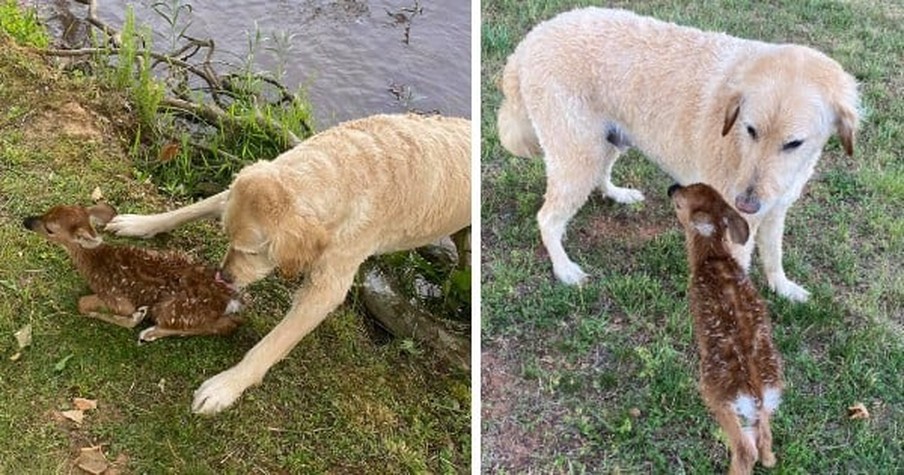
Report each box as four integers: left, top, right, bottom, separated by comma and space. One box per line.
669, 183, 749, 246
217, 162, 328, 288
23, 203, 117, 249
720, 45, 860, 216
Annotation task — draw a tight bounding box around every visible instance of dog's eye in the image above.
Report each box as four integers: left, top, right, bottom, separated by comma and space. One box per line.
746, 125, 758, 140
782, 139, 803, 151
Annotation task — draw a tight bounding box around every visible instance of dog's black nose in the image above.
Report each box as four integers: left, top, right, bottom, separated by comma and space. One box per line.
23, 217, 38, 230
667, 183, 681, 198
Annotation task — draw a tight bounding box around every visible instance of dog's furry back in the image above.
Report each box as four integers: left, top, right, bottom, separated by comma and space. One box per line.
497, 7, 858, 190
231, 114, 471, 258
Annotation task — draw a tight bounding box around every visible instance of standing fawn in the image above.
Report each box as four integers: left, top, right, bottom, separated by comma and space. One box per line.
668, 183, 784, 475
24, 203, 243, 342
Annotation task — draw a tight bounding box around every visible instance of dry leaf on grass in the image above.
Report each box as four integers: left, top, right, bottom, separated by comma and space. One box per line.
90, 186, 104, 202
60, 409, 84, 424
75, 446, 109, 475
9, 352, 21, 361
14, 324, 32, 349
73, 398, 97, 411
848, 402, 870, 420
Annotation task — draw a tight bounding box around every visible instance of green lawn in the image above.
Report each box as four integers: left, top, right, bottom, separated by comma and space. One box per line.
0, 34, 469, 473
481, 1, 903, 472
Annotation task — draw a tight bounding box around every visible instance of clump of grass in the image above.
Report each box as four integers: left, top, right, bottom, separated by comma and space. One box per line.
0, 0, 49, 48
81, 5, 314, 198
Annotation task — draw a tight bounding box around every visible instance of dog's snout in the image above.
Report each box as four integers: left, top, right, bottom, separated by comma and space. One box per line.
734, 191, 761, 214
667, 183, 682, 198
23, 216, 39, 230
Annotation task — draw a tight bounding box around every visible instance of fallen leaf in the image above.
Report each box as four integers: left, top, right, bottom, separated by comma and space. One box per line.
90, 186, 104, 202
14, 324, 32, 349
76, 446, 108, 475
629, 407, 642, 418
54, 353, 74, 372
158, 141, 180, 162
848, 402, 870, 420
60, 409, 84, 424
73, 398, 97, 411
10, 352, 21, 361
157, 378, 166, 393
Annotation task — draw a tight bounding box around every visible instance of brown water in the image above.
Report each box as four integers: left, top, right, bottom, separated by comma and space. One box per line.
37, 0, 471, 127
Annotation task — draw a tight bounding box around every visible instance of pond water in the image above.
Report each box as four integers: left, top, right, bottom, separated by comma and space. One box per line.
37, 0, 471, 127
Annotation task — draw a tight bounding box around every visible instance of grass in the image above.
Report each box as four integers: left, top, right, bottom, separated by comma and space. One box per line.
0, 18, 469, 475
481, 0, 903, 472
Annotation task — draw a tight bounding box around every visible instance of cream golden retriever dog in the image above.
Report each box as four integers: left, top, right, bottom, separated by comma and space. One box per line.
498, 7, 859, 302
106, 114, 471, 414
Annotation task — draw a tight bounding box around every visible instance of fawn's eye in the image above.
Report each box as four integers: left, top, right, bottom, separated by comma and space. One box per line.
44, 224, 55, 235
746, 125, 758, 140
782, 139, 803, 151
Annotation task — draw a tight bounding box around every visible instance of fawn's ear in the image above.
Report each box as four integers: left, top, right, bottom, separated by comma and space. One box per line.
87, 203, 117, 227
74, 227, 103, 249
691, 211, 715, 237
724, 211, 750, 244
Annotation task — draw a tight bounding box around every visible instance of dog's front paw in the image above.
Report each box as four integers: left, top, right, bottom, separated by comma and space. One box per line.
769, 275, 810, 303
606, 186, 645, 205
553, 261, 589, 286
192, 368, 252, 415
105, 214, 162, 238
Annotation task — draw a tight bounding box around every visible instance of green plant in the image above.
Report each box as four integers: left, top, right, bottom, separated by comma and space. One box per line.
0, 0, 49, 47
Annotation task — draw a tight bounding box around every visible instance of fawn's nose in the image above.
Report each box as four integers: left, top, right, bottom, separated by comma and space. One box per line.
23, 217, 39, 230
216, 268, 234, 284
667, 183, 682, 198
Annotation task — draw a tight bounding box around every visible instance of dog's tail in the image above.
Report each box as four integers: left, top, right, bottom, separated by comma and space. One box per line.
496, 50, 542, 158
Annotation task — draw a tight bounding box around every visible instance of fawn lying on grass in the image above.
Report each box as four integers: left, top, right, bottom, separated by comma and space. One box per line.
669, 183, 784, 475
24, 203, 243, 342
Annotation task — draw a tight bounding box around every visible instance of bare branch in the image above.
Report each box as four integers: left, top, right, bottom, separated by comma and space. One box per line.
160, 97, 301, 148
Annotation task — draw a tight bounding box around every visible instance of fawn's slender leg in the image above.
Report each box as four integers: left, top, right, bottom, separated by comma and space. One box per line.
712, 404, 757, 475
756, 409, 776, 467
77, 294, 147, 328
138, 317, 242, 342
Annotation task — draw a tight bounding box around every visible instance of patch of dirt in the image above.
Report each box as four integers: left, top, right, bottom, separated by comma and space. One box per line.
481, 348, 543, 470
28, 101, 105, 142
577, 213, 671, 249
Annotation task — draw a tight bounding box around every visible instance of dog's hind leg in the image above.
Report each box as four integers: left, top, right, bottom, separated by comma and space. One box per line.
599, 124, 644, 204
531, 105, 605, 285
105, 190, 230, 238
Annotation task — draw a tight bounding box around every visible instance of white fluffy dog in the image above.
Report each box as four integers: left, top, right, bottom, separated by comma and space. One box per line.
498, 7, 860, 302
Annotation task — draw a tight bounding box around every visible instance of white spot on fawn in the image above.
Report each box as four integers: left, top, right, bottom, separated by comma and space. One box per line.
732, 393, 758, 426
225, 299, 242, 315
763, 386, 782, 413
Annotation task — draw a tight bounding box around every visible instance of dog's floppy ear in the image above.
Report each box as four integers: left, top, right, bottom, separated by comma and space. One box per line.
87, 203, 117, 227
834, 97, 859, 157
723, 211, 750, 245
268, 214, 328, 278
722, 93, 742, 136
